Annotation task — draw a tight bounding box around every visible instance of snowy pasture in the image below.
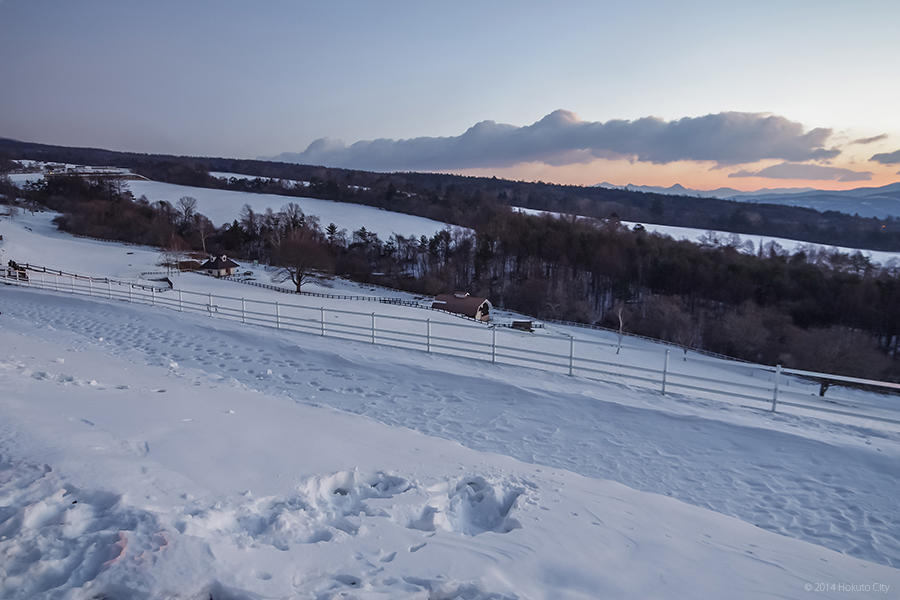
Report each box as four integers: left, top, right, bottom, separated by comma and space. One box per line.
127, 179, 456, 240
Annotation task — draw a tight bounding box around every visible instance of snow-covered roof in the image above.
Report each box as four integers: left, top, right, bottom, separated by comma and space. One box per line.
432, 293, 490, 318
200, 255, 239, 270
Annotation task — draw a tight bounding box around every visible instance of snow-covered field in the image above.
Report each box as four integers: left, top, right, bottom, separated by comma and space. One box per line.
6, 164, 456, 241
127, 179, 455, 240
2, 210, 900, 597
620, 220, 900, 265
4, 302, 899, 598
514, 207, 900, 266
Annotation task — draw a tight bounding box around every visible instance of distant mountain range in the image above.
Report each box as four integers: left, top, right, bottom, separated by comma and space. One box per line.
596, 181, 900, 219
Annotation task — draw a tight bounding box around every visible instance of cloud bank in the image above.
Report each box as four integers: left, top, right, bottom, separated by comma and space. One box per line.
870, 149, 900, 164
272, 110, 838, 171
728, 162, 872, 182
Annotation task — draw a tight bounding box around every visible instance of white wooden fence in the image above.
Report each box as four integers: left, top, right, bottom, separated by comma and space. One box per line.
3, 270, 899, 428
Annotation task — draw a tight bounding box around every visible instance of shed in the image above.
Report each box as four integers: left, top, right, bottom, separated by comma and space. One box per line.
200, 255, 239, 277
511, 320, 533, 332
432, 292, 492, 322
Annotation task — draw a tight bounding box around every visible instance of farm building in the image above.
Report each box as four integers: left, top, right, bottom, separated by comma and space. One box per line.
200, 255, 239, 277
432, 292, 492, 321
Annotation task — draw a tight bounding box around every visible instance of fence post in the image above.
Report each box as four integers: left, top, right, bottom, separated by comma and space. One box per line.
178, 290, 183, 311
320, 307, 325, 336
107, 280, 112, 299
491, 328, 497, 364
371, 312, 376, 344
88, 278, 93, 297
275, 301, 280, 328
568, 336, 575, 376
241, 298, 246, 324
151, 288, 155, 306
426, 318, 431, 353
128, 285, 133, 303
208, 293, 213, 317
771, 364, 781, 412
661, 349, 670, 394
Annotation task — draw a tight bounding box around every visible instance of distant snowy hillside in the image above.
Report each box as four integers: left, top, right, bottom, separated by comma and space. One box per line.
596, 181, 815, 198
733, 182, 900, 218
514, 207, 900, 265
597, 181, 900, 218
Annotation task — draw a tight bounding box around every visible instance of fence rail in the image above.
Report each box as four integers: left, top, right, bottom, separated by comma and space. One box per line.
18, 263, 171, 292
3, 270, 899, 429
193, 271, 487, 323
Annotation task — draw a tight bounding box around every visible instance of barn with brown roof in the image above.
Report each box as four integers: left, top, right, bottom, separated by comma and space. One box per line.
200, 255, 239, 277
431, 292, 492, 321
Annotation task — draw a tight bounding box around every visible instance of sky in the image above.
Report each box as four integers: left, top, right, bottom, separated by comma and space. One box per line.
1, 0, 899, 191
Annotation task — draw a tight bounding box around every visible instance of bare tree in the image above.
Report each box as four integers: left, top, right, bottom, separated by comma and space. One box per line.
281, 202, 305, 231
272, 230, 333, 292
194, 214, 213, 254
177, 196, 198, 225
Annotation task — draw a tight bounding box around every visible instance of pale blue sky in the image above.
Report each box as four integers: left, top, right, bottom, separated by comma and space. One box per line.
2, 0, 898, 187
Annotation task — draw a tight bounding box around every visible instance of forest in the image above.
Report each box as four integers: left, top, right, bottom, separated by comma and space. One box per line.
4, 171, 899, 384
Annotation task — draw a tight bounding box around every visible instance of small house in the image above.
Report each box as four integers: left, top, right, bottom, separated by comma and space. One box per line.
200, 255, 239, 277
432, 292, 492, 322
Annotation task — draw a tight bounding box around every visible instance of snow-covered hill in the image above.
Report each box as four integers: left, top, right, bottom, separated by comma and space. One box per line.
126, 179, 458, 240
597, 181, 900, 219
6, 165, 459, 241
596, 181, 816, 198
2, 191, 900, 597
514, 206, 900, 265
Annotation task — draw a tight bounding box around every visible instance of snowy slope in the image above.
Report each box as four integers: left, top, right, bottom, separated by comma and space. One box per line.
6, 165, 457, 241
513, 206, 900, 265
596, 181, 900, 218
3, 291, 900, 599
619, 220, 900, 264
0, 211, 166, 281
126, 179, 455, 240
